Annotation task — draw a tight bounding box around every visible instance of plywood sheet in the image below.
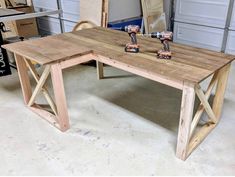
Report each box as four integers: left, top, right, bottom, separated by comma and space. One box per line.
80, 0, 103, 26
141, 0, 166, 33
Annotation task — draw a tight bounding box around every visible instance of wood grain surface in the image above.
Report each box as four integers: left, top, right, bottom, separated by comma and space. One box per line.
3, 27, 235, 85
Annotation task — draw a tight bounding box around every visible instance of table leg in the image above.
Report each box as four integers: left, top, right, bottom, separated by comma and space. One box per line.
176, 81, 195, 160
96, 61, 104, 79
212, 63, 231, 122
14, 54, 32, 104
176, 63, 231, 160
51, 63, 70, 131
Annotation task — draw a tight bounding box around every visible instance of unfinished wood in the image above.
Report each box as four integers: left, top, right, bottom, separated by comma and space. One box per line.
90, 27, 234, 64
24, 59, 57, 116
27, 65, 51, 106
182, 64, 231, 160
195, 84, 217, 123
2, 34, 94, 64
190, 73, 218, 138
60, 53, 94, 69
64, 31, 225, 84
4, 27, 234, 160
101, 0, 109, 27
4, 27, 234, 87
188, 122, 216, 157
212, 63, 231, 121
176, 81, 195, 160
95, 54, 183, 89
29, 105, 60, 130
141, 0, 166, 33
80, 0, 103, 26
51, 63, 70, 132
96, 60, 104, 79
14, 53, 32, 104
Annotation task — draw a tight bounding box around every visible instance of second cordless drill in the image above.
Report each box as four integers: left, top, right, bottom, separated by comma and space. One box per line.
142, 31, 173, 59
124, 25, 140, 53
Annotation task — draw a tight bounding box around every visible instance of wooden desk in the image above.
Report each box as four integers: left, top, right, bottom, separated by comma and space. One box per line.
3, 27, 235, 160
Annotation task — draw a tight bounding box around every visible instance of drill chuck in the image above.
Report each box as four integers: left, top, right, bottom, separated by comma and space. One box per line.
149, 32, 162, 39
139, 31, 173, 41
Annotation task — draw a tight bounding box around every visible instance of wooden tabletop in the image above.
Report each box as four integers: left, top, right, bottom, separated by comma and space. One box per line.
0, 8, 24, 17
3, 27, 235, 84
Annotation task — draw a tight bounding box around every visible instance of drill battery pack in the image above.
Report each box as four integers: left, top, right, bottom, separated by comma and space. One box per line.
125, 44, 139, 53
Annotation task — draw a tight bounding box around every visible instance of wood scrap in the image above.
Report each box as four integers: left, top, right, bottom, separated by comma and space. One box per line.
141, 0, 166, 33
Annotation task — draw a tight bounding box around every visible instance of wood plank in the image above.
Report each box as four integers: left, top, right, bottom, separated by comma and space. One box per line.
51, 63, 70, 132
141, 0, 166, 33
59, 34, 186, 88
176, 81, 195, 160
92, 27, 235, 62
80, 0, 103, 26
96, 61, 104, 79
4, 27, 235, 85
212, 63, 231, 121
101, 0, 109, 27
4, 27, 234, 68
28, 65, 51, 106
3, 35, 93, 65
190, 73, 218, 138
60, 53, 94, 69
24, 59, 57, 116
64, 32, 213, 83
29, 105, 60, 130
73, 27, 231, 73
95, 54, 183, 90
188, 123, 216, 157
195, 84, 217, 123
14, 54, 32, 104
90, 27, 234, 66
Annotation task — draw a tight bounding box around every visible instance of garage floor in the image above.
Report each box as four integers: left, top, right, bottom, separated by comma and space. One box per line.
0, 62, 235, 175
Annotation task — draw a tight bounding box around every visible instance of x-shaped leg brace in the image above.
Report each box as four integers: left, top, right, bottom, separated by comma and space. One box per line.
176, 63, 231, 160
15, 54, 70, 131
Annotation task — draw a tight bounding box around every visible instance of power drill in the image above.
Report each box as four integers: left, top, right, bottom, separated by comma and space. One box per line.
141, 31, 173, 59
124, 25, 140, 53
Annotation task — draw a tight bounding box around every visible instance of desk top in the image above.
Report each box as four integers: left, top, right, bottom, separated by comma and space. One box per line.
0, 8, 24, 17
3, 27, 235, 84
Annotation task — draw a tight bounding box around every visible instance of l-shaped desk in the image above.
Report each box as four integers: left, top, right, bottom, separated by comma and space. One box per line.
3, 27, 235, 160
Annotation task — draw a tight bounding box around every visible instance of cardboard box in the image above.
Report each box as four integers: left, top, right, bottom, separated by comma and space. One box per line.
2, 6, 39, 38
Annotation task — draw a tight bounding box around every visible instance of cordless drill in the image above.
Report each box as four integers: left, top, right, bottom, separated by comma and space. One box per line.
124, 25, 140, 53
141, 31, 173, 59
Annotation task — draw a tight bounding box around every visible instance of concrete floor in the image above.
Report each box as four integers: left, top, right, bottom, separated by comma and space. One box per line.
0, 62, 235, 175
